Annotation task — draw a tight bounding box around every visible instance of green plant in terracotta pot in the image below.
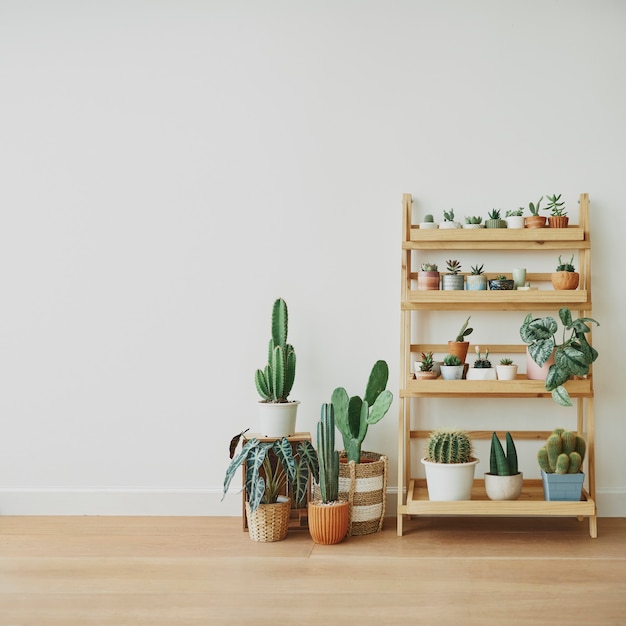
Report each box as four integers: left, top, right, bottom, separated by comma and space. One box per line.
525, 196, 547, 228
551, 255, 579, 290
520, 308, 599, 406
546, 193, 569, 228
447, 315, 473, 363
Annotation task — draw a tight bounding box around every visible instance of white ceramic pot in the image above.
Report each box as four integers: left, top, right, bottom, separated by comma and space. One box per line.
422, 458, 479, 501
466, 367, 497, 381
419, 222, 438, 229
462, 223, 485, 229
257, 401, 299, 437
440, 364, 464, 380
496, 364, 518, 380
484, 472, 523, 500
439, 221, 461, 229
506, 216, 525, 229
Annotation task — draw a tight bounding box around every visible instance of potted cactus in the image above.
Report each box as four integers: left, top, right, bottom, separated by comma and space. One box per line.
485, 209, 507, 229
254, 298, 299, 437
484, 432, 523, 500
331, 360, 393, 535
442, 259, 465, 291
520, 307, 599, 406
308, 404, 350, 544
466, 346, 496, 380
414, 351, 438, 380
416, 262, 440, 290
447, 315, 473, 363
421, 429, 479, 501
505, 208, 525, 229
524, 196, 547, 228
222, 432, 318, 542
463, 216, 484, 229
496, 357, 518, 380
439, 208, 461, 229
546, 193, 569, 228
419, 213, 438, 230
551, 255, 579, 290
439, 353, 464, 380
537, 429, 586, 501
466, 264, 487, 291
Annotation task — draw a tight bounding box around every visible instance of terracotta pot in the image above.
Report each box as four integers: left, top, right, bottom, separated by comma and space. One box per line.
416, 271, 440, 290
525, 215, 547, 229
548, 216, 569, 228
447, 340, 469, 363
414, 370, 438, 380
551, 271, 579, 290
308, 500, 350, 544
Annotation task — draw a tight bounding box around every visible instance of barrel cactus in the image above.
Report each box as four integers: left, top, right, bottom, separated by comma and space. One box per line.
537, 428, 586, 474
254, 298, 296, 402
426, 429, 474, 464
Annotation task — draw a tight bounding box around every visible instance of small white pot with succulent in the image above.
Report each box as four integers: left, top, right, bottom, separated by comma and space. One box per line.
419, 213, 439, 229
439, 208, 462, 229
465, 347, 496, 380
496, 358, 518, 380
463, 216, 485, 229
505, 208, 525, 229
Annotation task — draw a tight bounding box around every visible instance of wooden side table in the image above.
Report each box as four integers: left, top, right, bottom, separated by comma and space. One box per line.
241, 432, 312, 532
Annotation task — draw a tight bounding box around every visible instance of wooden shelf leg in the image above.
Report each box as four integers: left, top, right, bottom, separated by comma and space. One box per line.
589, 515, 598, 538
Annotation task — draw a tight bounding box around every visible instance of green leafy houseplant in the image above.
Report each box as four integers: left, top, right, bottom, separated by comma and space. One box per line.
520, 308, 599, 406
254, 298, 296, 403
546, 193, 567, 217
332, 360, 394, 463
222, 433, 318, 513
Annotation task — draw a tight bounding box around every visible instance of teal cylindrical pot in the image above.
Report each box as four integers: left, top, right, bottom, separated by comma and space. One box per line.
466, 275, 487, 291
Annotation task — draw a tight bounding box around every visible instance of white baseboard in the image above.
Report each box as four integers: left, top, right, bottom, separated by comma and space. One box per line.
0, 487, 624, 516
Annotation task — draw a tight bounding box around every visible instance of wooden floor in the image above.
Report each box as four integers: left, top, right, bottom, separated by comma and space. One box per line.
0, 516, 625, 626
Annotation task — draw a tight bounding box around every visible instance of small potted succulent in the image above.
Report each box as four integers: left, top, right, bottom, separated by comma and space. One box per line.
496, 357, 518, 380
466, 346, 496, 380
520, 307, 599, 406
447, 315, 473, 363
417, 262, 440, 290
485, 209, 507, 229
223, 432, 318, 542
421, 429, 479, 501
484, 432, 523, 500
254, 298, 299, 437
466, 264, 487, 291
439, 208, 461, 229
439, 353, 464, 380
414, 351, 439, 380
546, 193, 568, 228
505, 208, 525, 229
442, 259, 464, 290
524, 196, 547, 228
489, 274, 515, 290
463, 216, 484, 229
419, 213, 438, 230
551, 255, 579, 290
537, 429, 586, 501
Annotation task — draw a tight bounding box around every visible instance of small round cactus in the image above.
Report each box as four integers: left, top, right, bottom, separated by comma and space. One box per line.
426, 429, 474, 464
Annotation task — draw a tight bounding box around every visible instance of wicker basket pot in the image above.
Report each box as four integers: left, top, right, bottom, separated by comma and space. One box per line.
245, 497, 291, 542
338, 451, 388, 536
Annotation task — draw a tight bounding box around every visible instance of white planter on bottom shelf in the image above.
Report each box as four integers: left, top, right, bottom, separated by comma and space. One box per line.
484, 472, 523, 500
257, 401, 300, 437
421, 458, 479, 501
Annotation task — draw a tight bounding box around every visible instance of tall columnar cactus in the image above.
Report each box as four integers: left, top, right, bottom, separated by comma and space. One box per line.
317, 403, 339, 503
426, 429, 473, 464
332, 360, 394, 463
489, 432, 519, 476
537, 428, 586, 474
254, 298, 296, 402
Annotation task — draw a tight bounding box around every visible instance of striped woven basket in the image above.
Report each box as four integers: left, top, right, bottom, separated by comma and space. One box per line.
338, 451, 388, 536
245, 498, 291, 542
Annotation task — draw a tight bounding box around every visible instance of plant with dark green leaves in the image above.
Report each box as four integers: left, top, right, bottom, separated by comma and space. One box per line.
528, 196, 545, 216
520, 308, 599, 406
546, 193, 567, 217
255, 298, 296, 403
537, 428, 586, 474
488, 209, 501, 220
470, 264, 484, 275
332, 360, 394, 463
426, 429, 474, 464
222, 433, 318, 513
489, 432, 519, 476
446, 259, 462, 275
454, 316, 473, 342
556, 255, 575, 272
317, 403, 340, 503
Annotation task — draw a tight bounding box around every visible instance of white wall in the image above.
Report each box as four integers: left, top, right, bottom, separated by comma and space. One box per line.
1, 0, 624, 516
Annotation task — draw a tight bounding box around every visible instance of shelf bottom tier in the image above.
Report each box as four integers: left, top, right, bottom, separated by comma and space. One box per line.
400, 478, 596, 517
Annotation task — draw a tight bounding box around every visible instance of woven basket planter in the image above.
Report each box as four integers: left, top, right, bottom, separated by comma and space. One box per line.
338, 451, 388, 536
245, 498, 291, 542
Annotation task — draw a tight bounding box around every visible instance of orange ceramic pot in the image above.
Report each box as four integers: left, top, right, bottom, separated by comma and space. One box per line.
548, 216, 569, 228
525, 216, 547, 229
551, 271, 579, 290
447, 341, 470, 363
308, 500, 350, 545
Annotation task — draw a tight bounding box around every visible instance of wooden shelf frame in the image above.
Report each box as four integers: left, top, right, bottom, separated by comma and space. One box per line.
397, 193, 597, 538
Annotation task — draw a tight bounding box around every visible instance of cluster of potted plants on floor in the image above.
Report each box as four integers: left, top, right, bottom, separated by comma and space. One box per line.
418, 193, 570, 230
223, 298, 393, 544
416, 255, 580, 291
421, 427, 586, 502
